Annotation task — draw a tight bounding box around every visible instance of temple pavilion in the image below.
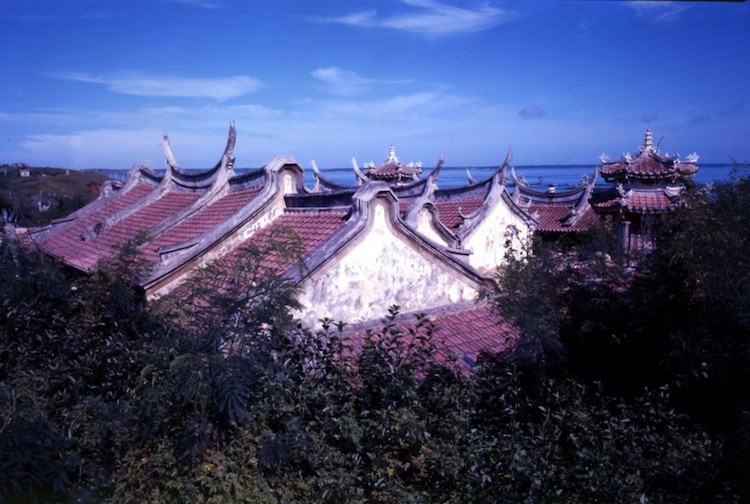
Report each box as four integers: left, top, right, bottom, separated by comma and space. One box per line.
591, 129, 699, 250
357, 145, 423, 185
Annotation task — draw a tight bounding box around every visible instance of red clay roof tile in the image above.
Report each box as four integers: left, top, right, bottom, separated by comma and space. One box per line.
222, 210, 348, 277
143, 188, 262, 262
433, 198, 484, 229
41, 186, 199, 270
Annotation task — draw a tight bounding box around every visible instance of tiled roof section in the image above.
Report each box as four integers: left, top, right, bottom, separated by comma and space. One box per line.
624, 191, 679, 213
600, 157, 697, 180
592, 190, 680, 214
142, 187, 262, 262
100, 191, 200, 246
367, 161, 421, 179
429, 304, 517, 367
223, 209, 349, 277
39, 182, 156, 268
343, 303, 517, 371
43, 187, 199, 271
527, 204, 595, 232
433, 197, 484, 229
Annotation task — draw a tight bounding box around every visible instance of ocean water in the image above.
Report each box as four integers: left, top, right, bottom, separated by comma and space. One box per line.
305, 163, 741, 190
90, 163, 742, 190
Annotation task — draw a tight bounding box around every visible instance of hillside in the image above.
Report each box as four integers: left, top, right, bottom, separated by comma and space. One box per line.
0, 165, 111, 227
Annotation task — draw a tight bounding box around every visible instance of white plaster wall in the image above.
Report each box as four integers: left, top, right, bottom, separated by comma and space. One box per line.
462, 200, 529, 273
294, 200, 478, 327
415, 208, 449, 247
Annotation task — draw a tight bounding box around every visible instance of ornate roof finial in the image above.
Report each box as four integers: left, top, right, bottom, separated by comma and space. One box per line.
388, 144, 397, 162
644, 129, 653, 151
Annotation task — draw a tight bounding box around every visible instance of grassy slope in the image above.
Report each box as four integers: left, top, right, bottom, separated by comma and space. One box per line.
0, 167, 111, 227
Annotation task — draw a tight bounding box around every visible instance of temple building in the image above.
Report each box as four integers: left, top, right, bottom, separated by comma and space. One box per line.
591, 129, 699, 250
27, 126, 697, 363
29, 126, 529, 365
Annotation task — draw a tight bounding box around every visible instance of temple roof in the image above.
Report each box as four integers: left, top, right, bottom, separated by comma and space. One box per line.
598, 129, 699, 182
221, 208, 349, 278
142, 186, 263, 263
591, 130, 698, 217
32, 124, 248, 273
511, 167, 598, 232
591, 185, 686, 214
342, 301, 518, 370
35, 181, 158, 270
28, 126, 537, 333
358, 145, 423, 185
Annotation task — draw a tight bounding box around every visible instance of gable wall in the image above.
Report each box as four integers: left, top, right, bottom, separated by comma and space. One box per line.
462, 197, 530, 273
415, 207, 450, 247
294, 199, 478, 327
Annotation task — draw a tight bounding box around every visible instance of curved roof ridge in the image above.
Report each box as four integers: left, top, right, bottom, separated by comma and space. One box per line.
454, 169, 532, 240
403, 170, 461, 248
309, 159, 357, 193
161, 122, 237, 190
462, 148, 512, 188
512, 168, 597, 205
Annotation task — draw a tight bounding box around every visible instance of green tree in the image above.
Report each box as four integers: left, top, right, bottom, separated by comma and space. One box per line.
0, 234, 159, 501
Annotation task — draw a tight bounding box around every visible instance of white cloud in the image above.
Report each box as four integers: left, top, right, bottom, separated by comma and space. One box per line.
310, 67, 375, 95
625, 1, 690, 23
315, 10, 378, 27
18, 129, 163, 168
5, 89, 487, 168
310, 67, 412, 95
315, 0, 517, 37
52, 72, 262, 101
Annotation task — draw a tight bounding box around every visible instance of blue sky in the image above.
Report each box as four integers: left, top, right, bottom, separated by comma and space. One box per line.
1, 0, 748, 169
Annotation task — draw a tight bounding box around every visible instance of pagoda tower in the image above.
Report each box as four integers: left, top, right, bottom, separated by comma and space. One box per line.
592, 129, 699, 250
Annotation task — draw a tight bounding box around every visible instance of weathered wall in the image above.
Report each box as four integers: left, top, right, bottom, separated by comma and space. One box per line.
414, 207, 449, 247
294, 200, 478, 327
462, 198, 530, 273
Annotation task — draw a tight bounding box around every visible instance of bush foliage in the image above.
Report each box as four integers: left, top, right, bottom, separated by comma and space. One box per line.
1, 173, 748, 502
